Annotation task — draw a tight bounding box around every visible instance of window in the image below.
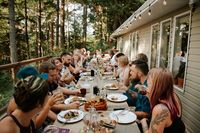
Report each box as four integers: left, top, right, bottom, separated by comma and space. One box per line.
160, 20, 171, 68
172, 12, 190, 90
150, 24, 160, 68
129, 33, 133, 59
130, 32, 137, 60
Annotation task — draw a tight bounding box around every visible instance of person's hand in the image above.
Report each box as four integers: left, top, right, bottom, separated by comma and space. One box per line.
73, 89, 81, 94
130, 91, 138, 99
135, 84, 144, 90
74, 67, 81, 74
47, 93, 64, 107
68, 101, 80, 109
118, 84, 128, 91
135, 84, 147, 94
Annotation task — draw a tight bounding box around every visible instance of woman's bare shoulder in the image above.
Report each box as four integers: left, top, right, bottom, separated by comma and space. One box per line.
0, 117, 18, 133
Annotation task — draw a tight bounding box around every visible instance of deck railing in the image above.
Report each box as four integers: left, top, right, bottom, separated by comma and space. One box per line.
0, 56, 52, 115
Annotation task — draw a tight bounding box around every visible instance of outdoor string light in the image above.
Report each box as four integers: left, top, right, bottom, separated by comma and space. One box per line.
139, 14, 142, 19
138, 10, 142, 19
148, 4, 151, 16
134, 16, 137, 20
116, 0, 166, 34
163, 0, 167, 5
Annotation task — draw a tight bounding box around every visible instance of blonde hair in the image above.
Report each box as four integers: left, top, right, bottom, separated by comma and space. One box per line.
118, 56, 129, 67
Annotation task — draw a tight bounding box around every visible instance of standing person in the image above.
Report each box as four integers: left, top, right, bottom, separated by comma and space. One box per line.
0, 76, 49, 133
141, 68, 185, 133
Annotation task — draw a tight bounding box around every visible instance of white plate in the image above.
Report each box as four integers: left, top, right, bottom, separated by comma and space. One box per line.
111, 110, 137, 124
64, 97, 86, 105
107, 93, 127, 102
57, 109, 84, 123
80, 76, 94, 81
103, 72, 113, 75
80, 72, 90, 76
104, 83, 118, 90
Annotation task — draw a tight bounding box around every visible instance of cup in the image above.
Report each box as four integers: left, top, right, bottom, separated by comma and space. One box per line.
80, 88, 87, 96
91, 70, 95, 76
93, 86, 99, 95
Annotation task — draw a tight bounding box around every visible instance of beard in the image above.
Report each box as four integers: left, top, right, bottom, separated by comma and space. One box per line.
64, 62, 70, 67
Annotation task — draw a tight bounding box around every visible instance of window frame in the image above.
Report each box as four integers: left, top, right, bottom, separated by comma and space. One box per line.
158, 18, 172, 68
150, 23, 160, 68
170, 10, 191, 93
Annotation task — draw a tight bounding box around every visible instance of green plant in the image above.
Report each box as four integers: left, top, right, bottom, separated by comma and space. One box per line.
0, 71, 14, 108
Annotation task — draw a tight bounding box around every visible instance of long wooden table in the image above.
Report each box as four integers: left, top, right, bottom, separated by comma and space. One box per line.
54, 75, 141, 133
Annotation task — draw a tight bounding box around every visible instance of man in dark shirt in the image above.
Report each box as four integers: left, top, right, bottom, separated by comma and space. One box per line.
124, 60, 150, 119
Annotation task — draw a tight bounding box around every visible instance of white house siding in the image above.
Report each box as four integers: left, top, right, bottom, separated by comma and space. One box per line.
120, 34, 131, 57
175, 5, 200, 133
115, 5, 200, 133
119, 27, 151, 62
137, 27, 151, 58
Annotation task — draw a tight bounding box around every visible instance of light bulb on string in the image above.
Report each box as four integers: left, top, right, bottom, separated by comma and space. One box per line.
148, 9, 151, 16
134, 16, 137, 20
163, 0, 167, 5
139, 14, 141, 19
148, 4, 151, 16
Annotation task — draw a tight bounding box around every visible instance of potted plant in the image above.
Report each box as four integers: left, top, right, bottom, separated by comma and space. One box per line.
175, 62, 185, 88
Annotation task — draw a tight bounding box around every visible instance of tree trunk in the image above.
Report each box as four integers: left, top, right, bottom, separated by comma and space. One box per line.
60, 0, 65, 48
9, 0, 18, 82
9, 0, 18, 63
47, 23, 50, 51
50, 21, 54, 50
66, 0, 69, 50
82, 3, 87, 46
38, 0, 42, 57
56, 0, 60, 49
36, 23, 38, 57
25, 0, 30, 59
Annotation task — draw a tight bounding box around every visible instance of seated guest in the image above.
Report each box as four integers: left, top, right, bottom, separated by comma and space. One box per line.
7, 66, 61, 129
39, 62, 80, 111
60, 52, 83, 82
0, 76, 50, 133
111, 52, 124, 66
49, 57, 71, 87
123, 60, 150, 119
136, 53, 148, 63
114, 55, 130, 86
141, 68, 185, 133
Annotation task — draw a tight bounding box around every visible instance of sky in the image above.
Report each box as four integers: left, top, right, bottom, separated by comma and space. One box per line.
66, 3, 94, 36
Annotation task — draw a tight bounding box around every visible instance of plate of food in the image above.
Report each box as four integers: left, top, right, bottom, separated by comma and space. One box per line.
84, 97, 107, 111
104, 83, 118, 90
57, 109, 84, 123
107, 93, 127, 102
64, 96, 86, 105
110, 110, 137, 124
98, 112, 118, 129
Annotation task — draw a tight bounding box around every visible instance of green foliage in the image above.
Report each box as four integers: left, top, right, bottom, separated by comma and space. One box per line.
0, 70, 13, 108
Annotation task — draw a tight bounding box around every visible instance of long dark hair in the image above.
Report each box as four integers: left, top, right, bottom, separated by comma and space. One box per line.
149, 68, 180, 120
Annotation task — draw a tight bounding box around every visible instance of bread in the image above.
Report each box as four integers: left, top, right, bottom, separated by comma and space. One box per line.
84, 98, 107, 111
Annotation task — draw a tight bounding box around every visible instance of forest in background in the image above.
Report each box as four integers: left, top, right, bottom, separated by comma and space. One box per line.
0, 0, 144, 109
